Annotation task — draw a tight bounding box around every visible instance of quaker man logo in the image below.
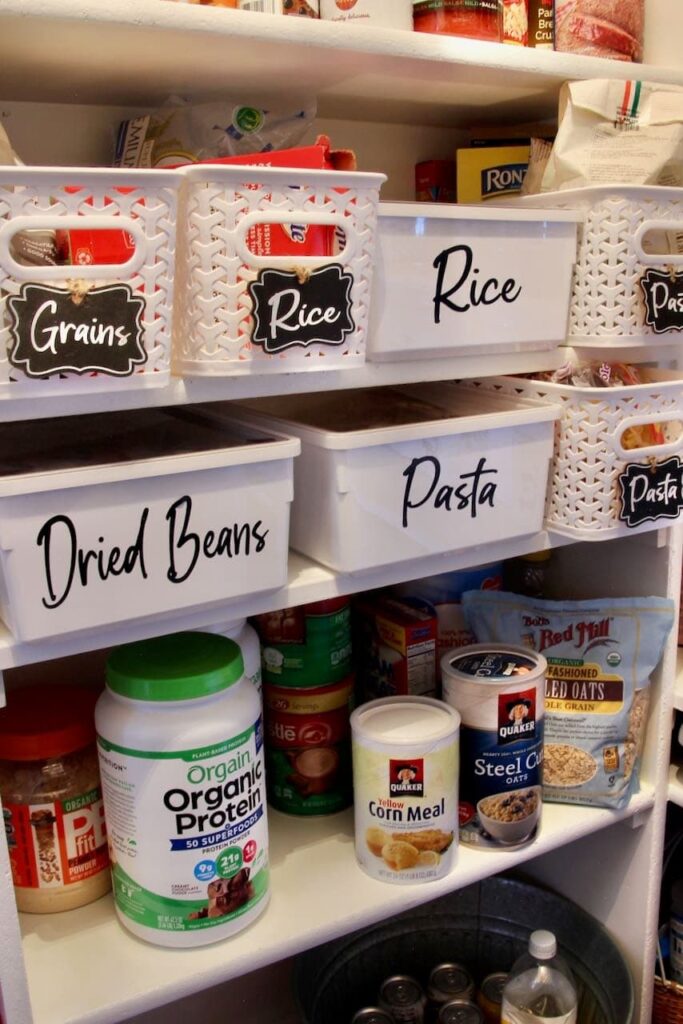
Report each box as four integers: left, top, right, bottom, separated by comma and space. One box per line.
389, 759, 424, 797
498, 689, 536, 744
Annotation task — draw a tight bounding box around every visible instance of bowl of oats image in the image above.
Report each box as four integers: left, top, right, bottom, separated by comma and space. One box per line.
477, 786, 541, 845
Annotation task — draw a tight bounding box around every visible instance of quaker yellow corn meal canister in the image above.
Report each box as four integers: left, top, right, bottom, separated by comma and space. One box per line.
351, 696, 459, 884
442, 644, 546, 850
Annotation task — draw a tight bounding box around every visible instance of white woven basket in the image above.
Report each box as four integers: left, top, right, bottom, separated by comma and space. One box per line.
465, 370, 683, 539
514, 186, 683, 347
0, 167, 180, 397
174, 165, 385, 375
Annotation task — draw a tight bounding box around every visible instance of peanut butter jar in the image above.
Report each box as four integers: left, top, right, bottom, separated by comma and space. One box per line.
0, 684, 110, 913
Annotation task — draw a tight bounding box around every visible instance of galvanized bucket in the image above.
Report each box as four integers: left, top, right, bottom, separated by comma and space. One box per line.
295, 877, 634, 1024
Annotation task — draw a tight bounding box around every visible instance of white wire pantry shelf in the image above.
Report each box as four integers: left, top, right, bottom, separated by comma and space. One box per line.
19, 789, 655, 1024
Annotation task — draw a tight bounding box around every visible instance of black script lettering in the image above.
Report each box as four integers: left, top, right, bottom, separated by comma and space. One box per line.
37, 509, 148, 610
166, 496, 271, 582
432, 244, 522, 323
166, 495, 200, 584
401, 456, 498, 528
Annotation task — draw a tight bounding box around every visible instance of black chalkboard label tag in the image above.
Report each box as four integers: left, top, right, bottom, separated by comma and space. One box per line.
248, 264, 354, 354
7, 283, 146, 378
640, 269, 683, 334
618, 455, 683, 528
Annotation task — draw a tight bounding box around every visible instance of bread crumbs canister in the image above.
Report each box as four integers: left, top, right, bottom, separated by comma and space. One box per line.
351, 696, 459, 884
442, 644, 545, 851
96, 632, 269, 948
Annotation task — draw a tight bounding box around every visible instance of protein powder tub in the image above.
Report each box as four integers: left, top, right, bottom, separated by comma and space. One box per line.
203, 618, 262, 695
96, 631, 269, 948
442, 644, 545, 850
351, 696, 459, 884
0, 684, 110, 914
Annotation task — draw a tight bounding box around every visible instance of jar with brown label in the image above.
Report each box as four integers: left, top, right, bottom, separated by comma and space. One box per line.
0, 684, 110, 913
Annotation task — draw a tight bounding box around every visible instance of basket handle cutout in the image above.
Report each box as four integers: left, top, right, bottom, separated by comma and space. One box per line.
0, 215, 147, 281
634, 221, 683, 267
234, 211, 353, 269
615, 412, 683, 460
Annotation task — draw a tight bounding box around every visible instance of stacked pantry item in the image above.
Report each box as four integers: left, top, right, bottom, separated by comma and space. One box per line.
0, 406, 298, 641
0, 168, 181, 399
226, 382, 559, 573
255, 599, 354, 815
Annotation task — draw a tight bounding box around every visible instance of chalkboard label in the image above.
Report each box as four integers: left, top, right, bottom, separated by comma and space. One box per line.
640, 269, 683, 334
7, 283, 146, 378
248, 264, 354, 354
618, 456, 683, 528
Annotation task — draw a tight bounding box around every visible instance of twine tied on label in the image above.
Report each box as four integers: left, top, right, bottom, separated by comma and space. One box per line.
669, 263, 678, 283
648, 454, 660, 474
292, 266, 311, 285
66, 279, 91, 306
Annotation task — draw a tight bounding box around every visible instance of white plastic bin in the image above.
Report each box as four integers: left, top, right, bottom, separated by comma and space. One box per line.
465, 371, 683, 539
0, 408, 299, 641
229, 383, 559, 574
514, 186, 683, 347
174, 165, 385, 376
0, 167, 181, 398
367, 203, 579, 361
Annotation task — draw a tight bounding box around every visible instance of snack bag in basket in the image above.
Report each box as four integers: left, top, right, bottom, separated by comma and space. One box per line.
462, 591, 674, 809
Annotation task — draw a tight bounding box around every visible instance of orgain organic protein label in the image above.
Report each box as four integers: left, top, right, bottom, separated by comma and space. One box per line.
97, 724, 268, 935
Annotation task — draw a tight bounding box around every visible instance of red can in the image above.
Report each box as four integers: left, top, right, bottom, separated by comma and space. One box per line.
413, 0, 503, 42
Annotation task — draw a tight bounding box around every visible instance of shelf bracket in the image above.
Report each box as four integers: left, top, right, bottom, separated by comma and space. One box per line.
627, 807, 651, 829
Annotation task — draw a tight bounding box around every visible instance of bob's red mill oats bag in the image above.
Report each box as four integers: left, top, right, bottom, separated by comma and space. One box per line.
462, 592, 674, 809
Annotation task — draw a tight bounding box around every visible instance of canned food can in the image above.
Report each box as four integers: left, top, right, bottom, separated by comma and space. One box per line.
320, 0, 412, 29
351, 696, 460, 884
437, 1000, 483, 1024
428, 963, 475, 1009
255, 598, 352, 687
263, 676, 353, 815
442, 644, 545, 850
477, 973, 508, 1023
238, 0, 320, 14
351, 1010, 396, 1024
379, 975, 427, 1023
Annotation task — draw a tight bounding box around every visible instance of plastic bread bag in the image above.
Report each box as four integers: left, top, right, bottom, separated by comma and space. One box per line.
541, 79, 683, 193
461, 590, 675, 809
114, 97, 316, 167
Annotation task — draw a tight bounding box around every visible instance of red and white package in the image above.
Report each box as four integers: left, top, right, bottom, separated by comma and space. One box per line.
555, 0, 643, 62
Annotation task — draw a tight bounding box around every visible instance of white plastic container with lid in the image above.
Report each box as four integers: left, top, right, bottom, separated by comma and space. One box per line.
230, 382, 558, 574
203, 618, 262, 695
351, 695, 460, 885
502, 930, 577, 1023
96, 631, 269, 948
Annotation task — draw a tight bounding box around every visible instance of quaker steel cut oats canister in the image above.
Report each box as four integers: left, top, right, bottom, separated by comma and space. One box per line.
442, 644, 545, 850
351, 696, 459, 884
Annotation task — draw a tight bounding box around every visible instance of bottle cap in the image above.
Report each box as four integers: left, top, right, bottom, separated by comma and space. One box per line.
106, 632, 245, 702
529, 930, 557, 959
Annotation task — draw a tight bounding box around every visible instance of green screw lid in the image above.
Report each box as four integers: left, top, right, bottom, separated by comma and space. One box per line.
106, 632, 245, 702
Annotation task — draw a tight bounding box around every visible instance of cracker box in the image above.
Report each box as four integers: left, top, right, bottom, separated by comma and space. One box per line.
354, 596, 438, 702
456, 144, 530, 203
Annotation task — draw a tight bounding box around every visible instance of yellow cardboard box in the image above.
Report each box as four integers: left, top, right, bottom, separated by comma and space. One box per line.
456, 145, 530, 203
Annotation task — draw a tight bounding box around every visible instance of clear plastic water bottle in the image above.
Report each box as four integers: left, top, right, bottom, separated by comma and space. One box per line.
501, 930, 578, 1023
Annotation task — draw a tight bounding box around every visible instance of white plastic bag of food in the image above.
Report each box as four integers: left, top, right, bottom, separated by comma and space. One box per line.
541, 79, 683, 191
462, 590, 675, 809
